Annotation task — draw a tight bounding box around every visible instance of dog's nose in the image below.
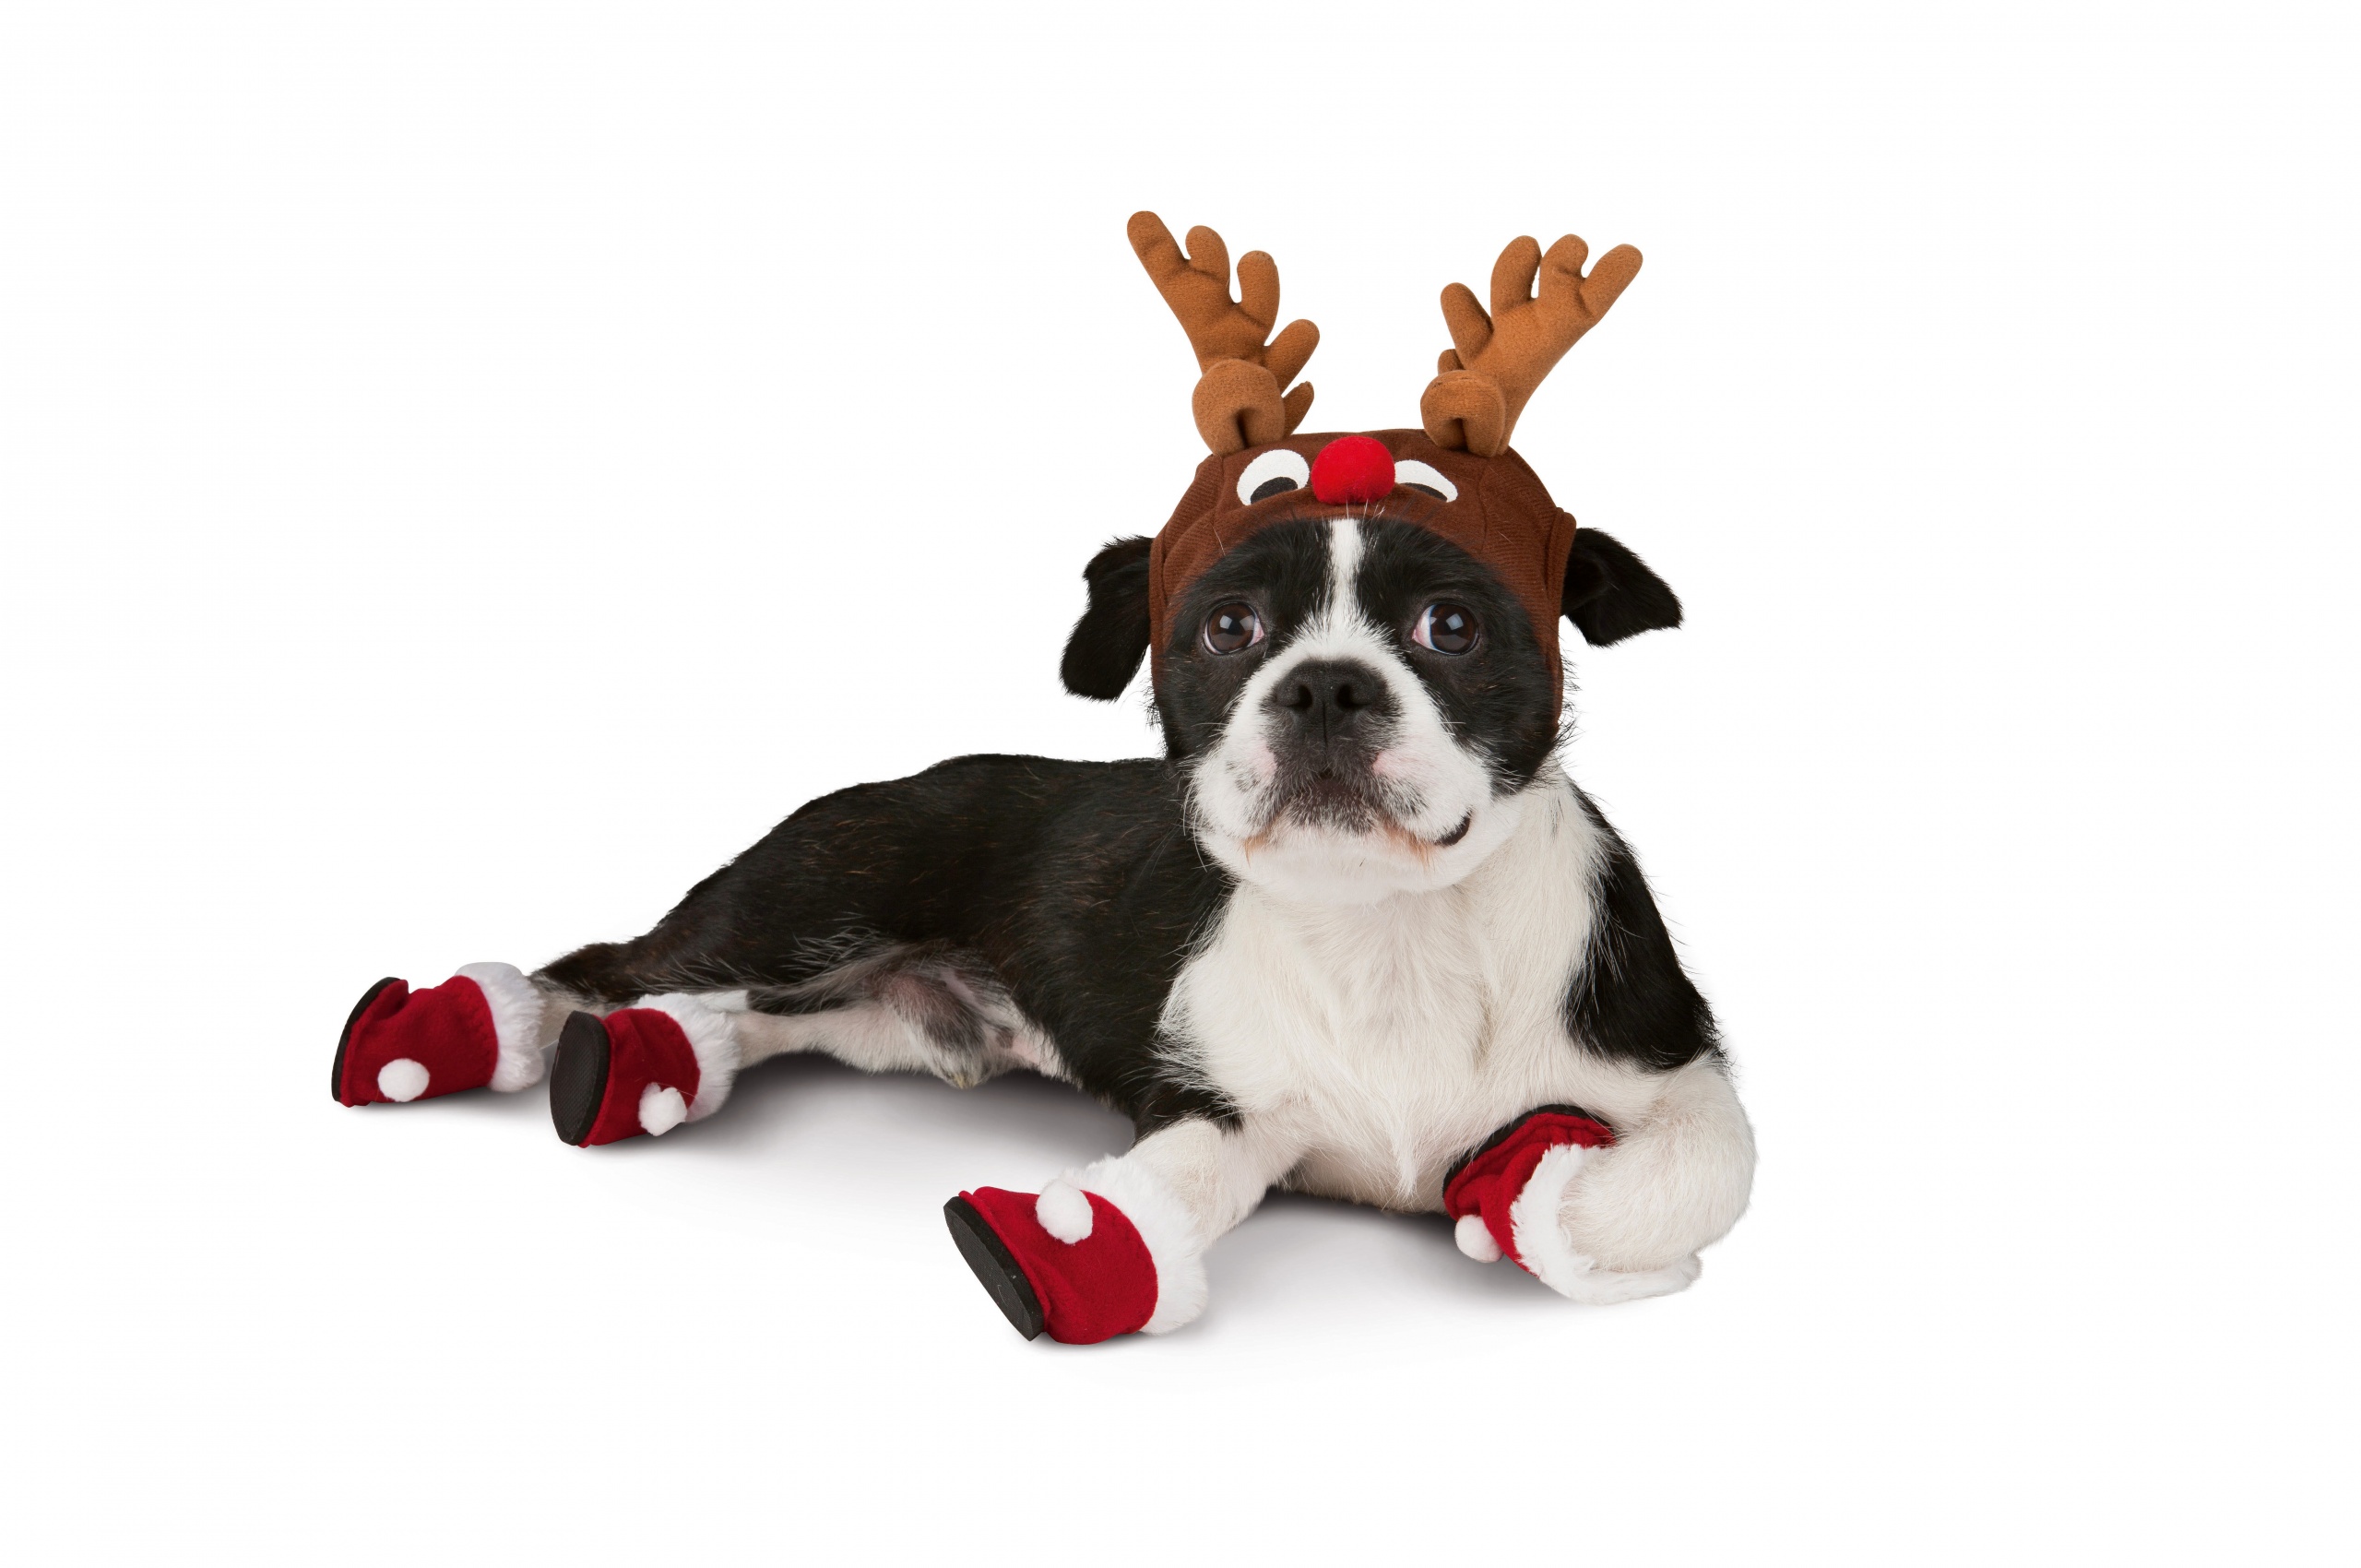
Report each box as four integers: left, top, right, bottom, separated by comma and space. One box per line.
1269, 659, 1386, 752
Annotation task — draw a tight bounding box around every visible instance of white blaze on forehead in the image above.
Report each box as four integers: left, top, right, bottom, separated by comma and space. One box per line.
1326, 515, 1366, 625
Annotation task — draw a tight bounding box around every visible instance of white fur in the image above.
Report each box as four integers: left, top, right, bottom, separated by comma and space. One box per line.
1168, 767, 1628, 1204
376, 1058, 429, 1102
455, 962, 548, 1092
1034, 1179, 1095, 1243
1454, 1213, 1502, 1263
635, 993, 741, 1120
1506, 1141, 1705, 1303
1510, 1148, 1707, 1301
1554, 1055, 1757, 1273
1188, 516, 1519, 905
729, 989, 1066, 1089
1327, 505, 1364, 601
1507, 1141, 1595, 1277
637, 1084, 688, 1136
1162, 766, 1755, 1289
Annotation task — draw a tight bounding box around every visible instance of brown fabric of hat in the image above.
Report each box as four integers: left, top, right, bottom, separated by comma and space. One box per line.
1147, 429, 1580, 714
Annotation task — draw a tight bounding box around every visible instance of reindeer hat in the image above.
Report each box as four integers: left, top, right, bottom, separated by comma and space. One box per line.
1130, 211, 1641, 712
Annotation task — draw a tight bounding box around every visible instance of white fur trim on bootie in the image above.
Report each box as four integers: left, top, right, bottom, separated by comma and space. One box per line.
376, 1058, 430, 1102
1508, 1143, 1702, 1304
635, 993, 742, 1122
1070, 1157, 1209, 1335
455, 963, 548, 1093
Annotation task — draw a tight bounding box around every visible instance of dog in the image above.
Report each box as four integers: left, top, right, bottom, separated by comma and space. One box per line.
330, 215, 1757, 1342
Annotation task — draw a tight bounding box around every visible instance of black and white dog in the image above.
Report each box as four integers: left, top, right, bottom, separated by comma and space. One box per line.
333, 498, 1754, 1340
334, 217, 1754, 1341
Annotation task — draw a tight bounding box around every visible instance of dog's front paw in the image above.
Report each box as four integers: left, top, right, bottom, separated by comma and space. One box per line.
1443, 1106, 1702, 1305
943, 1165, 1209, 1344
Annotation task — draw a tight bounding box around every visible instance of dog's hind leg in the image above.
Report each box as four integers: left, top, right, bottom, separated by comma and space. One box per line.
536, 990, 746, 1147
724, 943, 1057, 1090
530, 938, 1057, 1146
327, 921, 707, 1114
944, 1116, 1305, 1344
328, 940, 753, 1155
334, 755, 1118, 1128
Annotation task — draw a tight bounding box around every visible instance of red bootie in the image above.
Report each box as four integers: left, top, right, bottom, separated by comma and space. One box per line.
333, 963, 545, 1107
1442, 1104, 1701, 1303
547, 994, 740, 1146
1442, 1105, 1618, 1270
943, 1165, 1206, 1343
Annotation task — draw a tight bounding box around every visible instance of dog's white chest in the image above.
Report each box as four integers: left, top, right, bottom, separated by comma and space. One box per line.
1164, 778, 1641, 1209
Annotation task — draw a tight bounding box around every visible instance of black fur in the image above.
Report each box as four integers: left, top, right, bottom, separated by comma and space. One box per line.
1565, 792, 1720, 1072
1351, 517, 1559, 785
1060, 535, 1154, 699
1562, 528, 1683, 646
1150, 509, 1339, 759
541, 755, 1240, 1134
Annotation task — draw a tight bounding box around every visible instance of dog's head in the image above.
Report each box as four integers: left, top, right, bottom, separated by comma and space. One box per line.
1062, 436, 1682, 901
1057, 215, 1680, 902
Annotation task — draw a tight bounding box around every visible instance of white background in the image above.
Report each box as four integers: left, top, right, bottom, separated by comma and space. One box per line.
4, 4, 2355, 1562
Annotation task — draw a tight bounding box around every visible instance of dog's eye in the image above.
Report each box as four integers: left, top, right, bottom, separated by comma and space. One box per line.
1395, 459, 1457, 503
1413, 602, 1478, 656
1203, 602, 1266, 655
1236, 448, 1311, 505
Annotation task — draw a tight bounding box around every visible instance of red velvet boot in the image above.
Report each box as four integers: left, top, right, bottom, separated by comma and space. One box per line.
1444, 1105, 1700, 1302
332, 963, 546, 1106
943, 1163, 1206, 1343
546, 994, 740, 1146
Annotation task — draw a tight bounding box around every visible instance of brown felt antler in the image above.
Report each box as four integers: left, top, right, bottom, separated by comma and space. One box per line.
1129, 212, 1319, 455
1420, 233, 1642, 457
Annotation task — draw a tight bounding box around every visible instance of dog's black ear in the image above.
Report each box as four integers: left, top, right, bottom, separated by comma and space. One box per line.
1061, 535, 1155, 699
1562, 528, 1684, 646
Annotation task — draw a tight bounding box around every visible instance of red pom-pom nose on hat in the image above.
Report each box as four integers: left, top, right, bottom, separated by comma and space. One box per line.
1309, 435, 1395, 505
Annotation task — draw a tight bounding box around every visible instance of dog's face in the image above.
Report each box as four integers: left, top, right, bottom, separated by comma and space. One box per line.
1060, 446, 1687, 905
1159, 513, 1557, 900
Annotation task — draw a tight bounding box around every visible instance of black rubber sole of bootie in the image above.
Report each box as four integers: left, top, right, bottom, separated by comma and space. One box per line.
548, 1010, 613, 1146
331, 977, 402, 1104
943, 1197, 1046, 1341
